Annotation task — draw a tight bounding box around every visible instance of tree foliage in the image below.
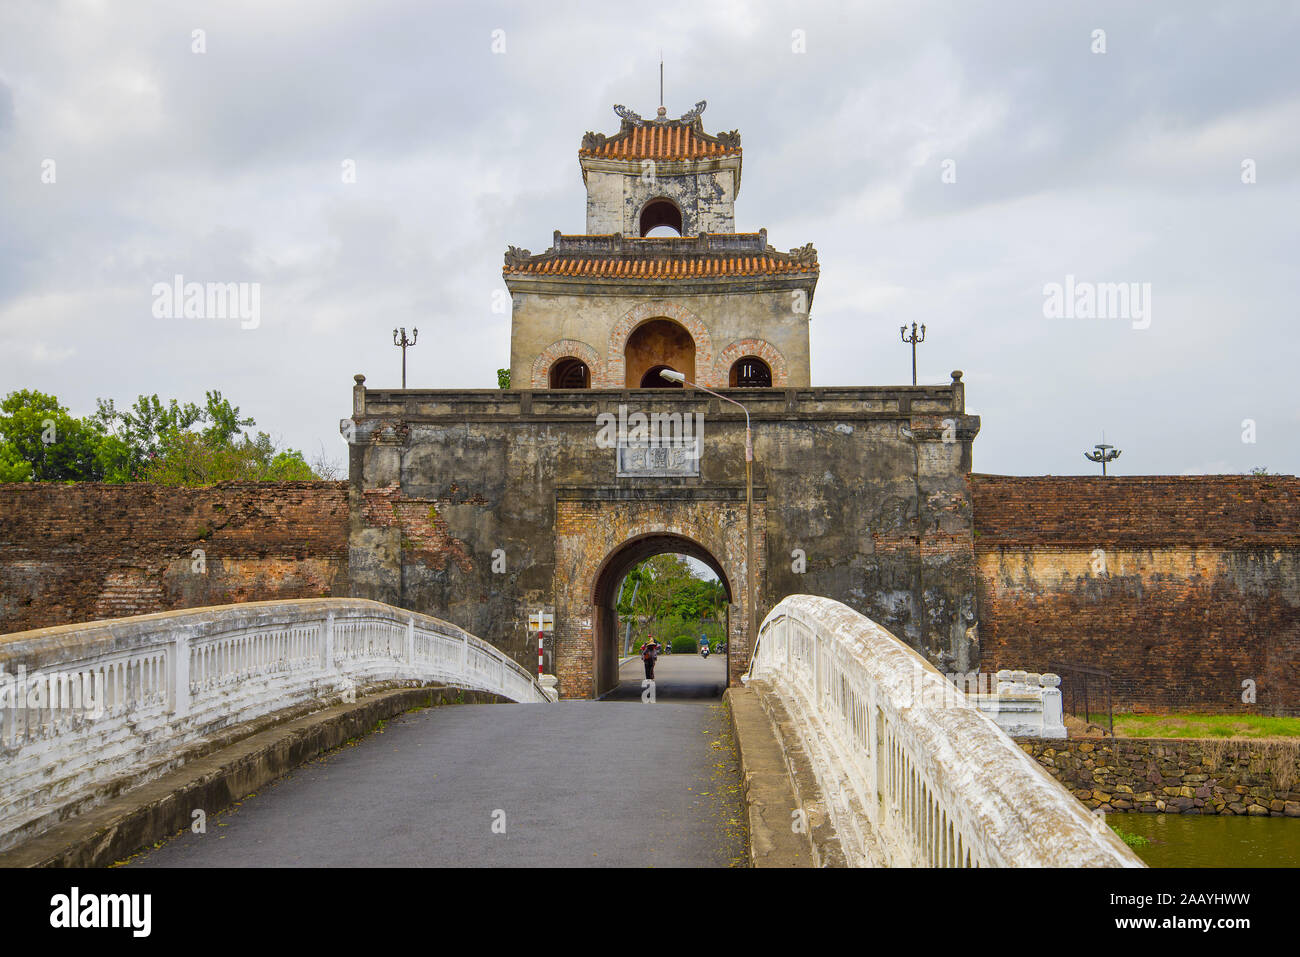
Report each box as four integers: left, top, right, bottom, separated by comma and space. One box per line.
0, 388, 318, 486
615, 554, 728, 652
0, 390, 110, 481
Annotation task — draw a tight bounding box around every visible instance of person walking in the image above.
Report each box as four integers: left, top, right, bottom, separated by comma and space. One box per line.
640, 634, 661, 681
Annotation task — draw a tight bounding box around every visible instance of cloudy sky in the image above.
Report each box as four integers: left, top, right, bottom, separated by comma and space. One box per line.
2, 1, 1297, 477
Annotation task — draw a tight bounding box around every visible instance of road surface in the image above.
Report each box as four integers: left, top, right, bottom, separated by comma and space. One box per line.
128, 656, 745, 867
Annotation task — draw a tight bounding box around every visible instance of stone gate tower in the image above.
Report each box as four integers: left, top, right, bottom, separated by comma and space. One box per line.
505, 101, 819, 391
346, 99, 981, 700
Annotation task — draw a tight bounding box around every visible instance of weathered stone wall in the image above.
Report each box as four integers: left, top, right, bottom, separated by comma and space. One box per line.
970, 475, 1300, 715
582, 161, 739, 235
348, 379, 979, 698
0, 482, 349, 633
1018, 737, 1300, 817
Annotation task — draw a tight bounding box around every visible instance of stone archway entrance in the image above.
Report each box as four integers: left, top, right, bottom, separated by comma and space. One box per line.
589, 533, 733, 696
552, 491, 764, 699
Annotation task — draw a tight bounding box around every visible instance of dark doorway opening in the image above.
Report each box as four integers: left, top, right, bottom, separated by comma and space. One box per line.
640, 365, 683, 388
639, 199, 683, 237
625, 318, 695, 387
549, 357, 590, 389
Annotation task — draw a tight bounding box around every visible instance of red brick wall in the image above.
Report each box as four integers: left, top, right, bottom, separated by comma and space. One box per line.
969, 475, 1300, 715
0, 482, 350, 634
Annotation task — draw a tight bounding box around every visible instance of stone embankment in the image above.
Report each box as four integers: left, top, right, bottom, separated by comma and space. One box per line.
1018, 737, 1300, 817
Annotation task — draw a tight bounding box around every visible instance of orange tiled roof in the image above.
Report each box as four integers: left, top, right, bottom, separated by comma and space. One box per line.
504, 255, 814, 278
580, 121, 741, 161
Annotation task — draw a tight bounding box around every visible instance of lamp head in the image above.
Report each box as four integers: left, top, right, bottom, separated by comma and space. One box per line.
658, 369, 686, 384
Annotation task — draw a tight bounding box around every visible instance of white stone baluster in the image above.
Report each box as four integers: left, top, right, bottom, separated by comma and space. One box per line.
171, 633, 191, 718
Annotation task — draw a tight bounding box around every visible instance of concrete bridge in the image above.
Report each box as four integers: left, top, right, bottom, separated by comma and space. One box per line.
0, 596, 1140, 867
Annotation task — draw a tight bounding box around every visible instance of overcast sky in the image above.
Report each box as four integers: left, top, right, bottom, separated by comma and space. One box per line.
2, 1, 1297, 477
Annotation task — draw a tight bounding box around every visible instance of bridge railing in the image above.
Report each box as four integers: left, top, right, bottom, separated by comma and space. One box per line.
0, 598, 551, 852
745, 595, 1142, 868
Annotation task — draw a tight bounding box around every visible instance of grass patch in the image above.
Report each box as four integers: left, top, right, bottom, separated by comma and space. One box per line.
1112, 713, 1300, 739
1109, 823, 1150, 848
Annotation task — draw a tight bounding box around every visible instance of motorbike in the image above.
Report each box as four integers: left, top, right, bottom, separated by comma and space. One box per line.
700, 644, 710, 658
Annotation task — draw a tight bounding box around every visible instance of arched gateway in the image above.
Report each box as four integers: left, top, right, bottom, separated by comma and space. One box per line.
552, 498, 761, 699
345, 99, 981, 701
589, 533, 731, 695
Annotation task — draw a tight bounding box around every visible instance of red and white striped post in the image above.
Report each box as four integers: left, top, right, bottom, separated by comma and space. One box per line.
538, 629, 544, 677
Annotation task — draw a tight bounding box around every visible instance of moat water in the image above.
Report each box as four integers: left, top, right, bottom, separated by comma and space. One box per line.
1115, 813, 1300, 867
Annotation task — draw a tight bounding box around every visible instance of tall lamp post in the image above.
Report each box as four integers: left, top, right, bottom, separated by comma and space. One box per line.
658, 369, 755, 666
393, 327, 418, 388
900, 322, 926, 386
1085, 442, 1121, 476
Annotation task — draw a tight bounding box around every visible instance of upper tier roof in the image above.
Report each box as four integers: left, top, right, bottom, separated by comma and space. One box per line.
503, 232, 817, 280
579, 101, 741, 161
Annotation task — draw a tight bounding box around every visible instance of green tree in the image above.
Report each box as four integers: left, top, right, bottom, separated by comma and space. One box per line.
497, 368, 511, 389
141, 430, 315, 486
0, 390, 109, 481
93, 393, 204, 479
3, 387, 320, 486
0, 441, 33, 482
616, 554, 726, 652
199, 390, 255, 446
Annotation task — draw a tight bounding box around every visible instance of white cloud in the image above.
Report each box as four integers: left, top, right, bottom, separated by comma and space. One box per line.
0, 0, 1296, 477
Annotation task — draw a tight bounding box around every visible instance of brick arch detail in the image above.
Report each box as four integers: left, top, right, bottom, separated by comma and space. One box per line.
531, 339, 602, 389
552, 500, 765, 698
606, 301, 717, 388
714, 338, 790, 387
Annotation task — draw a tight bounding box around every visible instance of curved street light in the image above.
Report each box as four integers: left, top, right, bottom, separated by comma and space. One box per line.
659, 368, 756, 670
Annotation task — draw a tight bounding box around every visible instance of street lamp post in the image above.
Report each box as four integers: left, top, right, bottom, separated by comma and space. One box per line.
900, 322, 926, 386
393, 327, 418, 388
659, 369, 755, 672
1085, 442, 1121, 476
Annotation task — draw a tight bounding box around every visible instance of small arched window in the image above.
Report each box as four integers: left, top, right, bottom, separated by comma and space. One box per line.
639, 199, 683, 237
549, 357, 590, 389
729, 357, 772, 387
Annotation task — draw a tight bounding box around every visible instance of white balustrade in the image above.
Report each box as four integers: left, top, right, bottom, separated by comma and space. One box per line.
967, 670, 1067, 739
745, 595, 1142, 868
0, 598, 552, 852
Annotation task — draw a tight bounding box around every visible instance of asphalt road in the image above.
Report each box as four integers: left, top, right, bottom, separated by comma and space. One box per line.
127, 656, 745, 868
604, 649, 729, 700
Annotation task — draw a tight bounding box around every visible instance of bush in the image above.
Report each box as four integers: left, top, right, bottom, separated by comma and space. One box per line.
657, 617, 726, 653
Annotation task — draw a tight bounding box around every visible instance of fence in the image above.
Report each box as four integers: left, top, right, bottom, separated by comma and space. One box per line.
745, 595, 1142, 867
0, 598, 551, 851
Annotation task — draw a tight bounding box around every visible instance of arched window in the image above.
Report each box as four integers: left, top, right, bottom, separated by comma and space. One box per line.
639, 199, 683, 237
729, 357, 772, 387
625, 318, 695, 387
549, 357, 590, 389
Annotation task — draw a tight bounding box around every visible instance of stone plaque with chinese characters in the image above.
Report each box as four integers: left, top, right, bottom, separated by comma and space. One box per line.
616, 438, 701, 477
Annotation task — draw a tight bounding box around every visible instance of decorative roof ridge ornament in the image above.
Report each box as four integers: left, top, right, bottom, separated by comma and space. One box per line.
787, 242, 818, 267
678, 100, 706, 124
504, 245, 533, 269
613, 104, 643, 127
